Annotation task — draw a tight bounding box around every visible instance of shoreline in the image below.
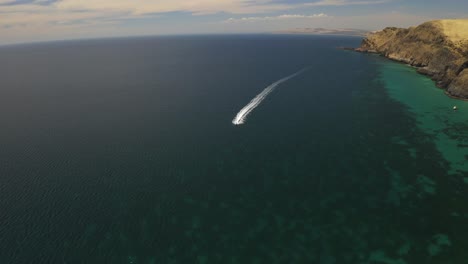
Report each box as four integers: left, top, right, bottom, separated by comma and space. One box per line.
339, 47, 468, 101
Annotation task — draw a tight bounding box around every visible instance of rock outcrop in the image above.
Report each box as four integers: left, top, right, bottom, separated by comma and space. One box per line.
356, 19, 468, 99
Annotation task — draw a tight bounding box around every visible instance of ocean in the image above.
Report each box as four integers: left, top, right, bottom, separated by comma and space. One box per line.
0, 35, 467, 263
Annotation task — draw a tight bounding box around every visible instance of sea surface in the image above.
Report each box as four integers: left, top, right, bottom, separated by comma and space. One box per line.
1, 35, 468, 263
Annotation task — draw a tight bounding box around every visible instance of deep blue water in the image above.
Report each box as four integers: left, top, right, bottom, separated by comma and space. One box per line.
0, 35, 467, 263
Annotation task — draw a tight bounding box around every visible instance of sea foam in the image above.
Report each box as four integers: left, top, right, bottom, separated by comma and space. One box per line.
232, 68, 307, 125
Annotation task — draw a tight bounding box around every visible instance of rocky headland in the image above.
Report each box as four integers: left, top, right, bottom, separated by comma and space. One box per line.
355, 19, 468, 99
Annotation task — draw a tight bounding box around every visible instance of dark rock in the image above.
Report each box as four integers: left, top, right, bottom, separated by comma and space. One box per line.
355, 19, 468, 99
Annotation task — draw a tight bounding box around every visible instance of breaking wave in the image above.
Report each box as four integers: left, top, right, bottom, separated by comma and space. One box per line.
232, 68, 307, 125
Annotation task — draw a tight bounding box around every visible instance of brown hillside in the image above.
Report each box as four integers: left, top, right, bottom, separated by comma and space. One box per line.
356, 19, 468, 99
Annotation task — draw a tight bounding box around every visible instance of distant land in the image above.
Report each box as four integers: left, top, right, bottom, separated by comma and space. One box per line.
275, 28, 369, 37
354, 19, 468, 99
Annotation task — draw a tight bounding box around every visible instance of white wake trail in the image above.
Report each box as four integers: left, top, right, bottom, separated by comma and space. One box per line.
232, 68, 307, 125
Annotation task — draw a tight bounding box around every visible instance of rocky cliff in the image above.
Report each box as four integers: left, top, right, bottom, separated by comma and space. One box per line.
356, 19, 468, 99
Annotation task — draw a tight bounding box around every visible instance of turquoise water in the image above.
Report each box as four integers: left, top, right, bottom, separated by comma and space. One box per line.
0, 36, 467, 263
379, 59, 468, 175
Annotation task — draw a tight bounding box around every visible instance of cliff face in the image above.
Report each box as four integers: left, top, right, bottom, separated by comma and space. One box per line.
356, 19, 468, 99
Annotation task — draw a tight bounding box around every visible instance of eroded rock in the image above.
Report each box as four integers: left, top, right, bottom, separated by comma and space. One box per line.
356, 19, 468, 99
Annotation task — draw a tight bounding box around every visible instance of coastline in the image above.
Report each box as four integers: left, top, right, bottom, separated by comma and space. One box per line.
348, 20, 468, 101
445, 91, 468, 101
340, 47, 468, 101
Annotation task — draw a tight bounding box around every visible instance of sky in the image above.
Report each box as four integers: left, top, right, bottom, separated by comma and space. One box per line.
0, 0, 467, 45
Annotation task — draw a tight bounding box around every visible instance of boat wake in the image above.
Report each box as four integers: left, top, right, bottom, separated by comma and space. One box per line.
232, 68, 307, 125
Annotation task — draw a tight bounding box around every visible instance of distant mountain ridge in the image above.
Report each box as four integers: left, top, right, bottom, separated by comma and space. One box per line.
355, 19, 468, 99
276, 28, 369, 36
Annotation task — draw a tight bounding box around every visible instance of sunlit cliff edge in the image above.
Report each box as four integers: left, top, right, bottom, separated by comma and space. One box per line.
356, 19, 468, 99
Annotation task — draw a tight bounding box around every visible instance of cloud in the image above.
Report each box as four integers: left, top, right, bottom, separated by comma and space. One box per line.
226, 13, 329, 22
54, 0, 294, 16
0, 0, 394, 44
0, 0, 295, 29
0, 0, 59, 6
305, 0, 391, 6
